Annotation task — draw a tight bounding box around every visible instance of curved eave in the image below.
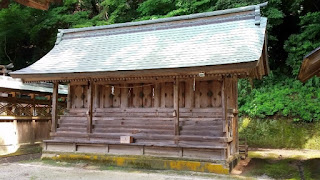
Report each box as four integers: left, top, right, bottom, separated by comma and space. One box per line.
10, 61, 266, 82
298, 47, 320, 83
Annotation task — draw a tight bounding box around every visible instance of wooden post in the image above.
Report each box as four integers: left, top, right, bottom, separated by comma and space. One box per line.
174, 79, 180, 143
87, 81, 94, 133
221, 78, 227, 134
51, 82, 59, 133
67, 83, 71, 110
233, 76, 239, 153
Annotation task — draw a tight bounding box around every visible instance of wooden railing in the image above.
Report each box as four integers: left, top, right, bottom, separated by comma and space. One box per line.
0, 96, 66, 116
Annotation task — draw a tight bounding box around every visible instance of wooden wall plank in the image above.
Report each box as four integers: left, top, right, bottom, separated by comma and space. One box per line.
83, 85, 88, 108
199, 81, 209, 108
179, 81, 185, 108
121, 84, 128, 109
154, 83, 160, 108
99, 85, 104, 108
194, 81, 200, 108
113, 85, 121, 108
73, 85, 82, 108
165, 82, 173, 108
160, 83, 166, 108
211, 80, 222, 107
103, 86, 113, 108
132, 84, 143, 108
143, 85, 152, 108
184, 79, 194, 108
94, 84, 100, 109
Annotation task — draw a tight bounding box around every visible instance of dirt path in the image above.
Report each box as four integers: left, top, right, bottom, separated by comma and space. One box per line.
0, 162, 235, 180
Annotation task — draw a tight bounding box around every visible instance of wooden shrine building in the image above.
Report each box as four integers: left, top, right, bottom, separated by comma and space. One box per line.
11, 3, 269, 173
298, 47, 320, 83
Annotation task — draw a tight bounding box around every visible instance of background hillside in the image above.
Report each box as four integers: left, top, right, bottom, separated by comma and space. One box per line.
0, 0, 319, 123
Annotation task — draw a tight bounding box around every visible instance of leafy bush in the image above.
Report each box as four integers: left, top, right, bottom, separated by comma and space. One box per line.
238, 72, 320, 122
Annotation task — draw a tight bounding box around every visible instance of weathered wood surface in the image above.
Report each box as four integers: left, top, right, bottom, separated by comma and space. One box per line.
51, 82, 58, 133
50, 78, 239, 161
0, 117, 50, 154
70, 80, 223, 109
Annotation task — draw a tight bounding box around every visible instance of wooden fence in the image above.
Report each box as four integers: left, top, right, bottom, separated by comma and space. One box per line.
0, 97, 66, 155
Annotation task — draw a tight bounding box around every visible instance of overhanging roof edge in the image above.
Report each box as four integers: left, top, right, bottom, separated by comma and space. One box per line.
58, 2, 268, 35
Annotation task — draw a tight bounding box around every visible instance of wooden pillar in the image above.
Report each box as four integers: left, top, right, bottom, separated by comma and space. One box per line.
174, 79, 180, 143
51, 82, 59, 133
222, 77, 230, 158
232, 76, 239, 153
87, 81, 94, 133
67, 84, 71, 110
222, 78, 227, 135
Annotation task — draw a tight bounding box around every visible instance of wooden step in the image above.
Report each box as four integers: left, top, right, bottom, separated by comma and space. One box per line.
57, 127, 87, 132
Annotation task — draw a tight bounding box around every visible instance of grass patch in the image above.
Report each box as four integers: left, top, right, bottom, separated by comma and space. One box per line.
303, 158, 320, 180
0, 144, 42, 158
239, 117, 320, 150
243, 159, 300, 179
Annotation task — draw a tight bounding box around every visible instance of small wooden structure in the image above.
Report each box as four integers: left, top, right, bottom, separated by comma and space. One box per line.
298, 47, 320, 83
0, 75, 67, 155
11, 4, 269, 171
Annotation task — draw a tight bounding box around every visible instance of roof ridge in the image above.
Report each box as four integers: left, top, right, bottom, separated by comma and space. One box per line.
58, 2, 267, 34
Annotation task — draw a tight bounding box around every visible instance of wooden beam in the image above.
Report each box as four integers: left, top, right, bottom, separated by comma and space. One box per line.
173, 79, 180, 143
87, 81, 94, 133
51, 82, 58, 133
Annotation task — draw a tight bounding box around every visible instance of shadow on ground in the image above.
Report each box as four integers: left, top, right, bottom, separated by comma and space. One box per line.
233, 157, 320, 179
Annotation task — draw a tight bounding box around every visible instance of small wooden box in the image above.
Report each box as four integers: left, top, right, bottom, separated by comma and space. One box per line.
120, 136, 133, 144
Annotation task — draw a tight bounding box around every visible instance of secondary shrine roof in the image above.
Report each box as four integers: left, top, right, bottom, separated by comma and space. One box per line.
11, 3, 269, 81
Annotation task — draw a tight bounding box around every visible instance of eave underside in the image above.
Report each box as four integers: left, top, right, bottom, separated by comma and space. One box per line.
298, 48, 320, 83
11, 59, 269, 83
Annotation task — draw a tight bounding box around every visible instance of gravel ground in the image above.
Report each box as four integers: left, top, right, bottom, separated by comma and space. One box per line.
0, 162, 233, 180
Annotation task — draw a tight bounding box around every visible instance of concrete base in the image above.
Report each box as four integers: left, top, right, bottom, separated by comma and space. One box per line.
42, 152, 230, 174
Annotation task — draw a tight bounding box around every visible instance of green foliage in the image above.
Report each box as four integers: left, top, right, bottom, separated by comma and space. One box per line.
285, 12, 320, 75
239, 72, 320, 122
138, 0, 175, 16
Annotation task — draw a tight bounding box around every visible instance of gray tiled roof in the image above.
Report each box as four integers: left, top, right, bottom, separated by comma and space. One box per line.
11, 4, 267, 75
0, 76, 68, 94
